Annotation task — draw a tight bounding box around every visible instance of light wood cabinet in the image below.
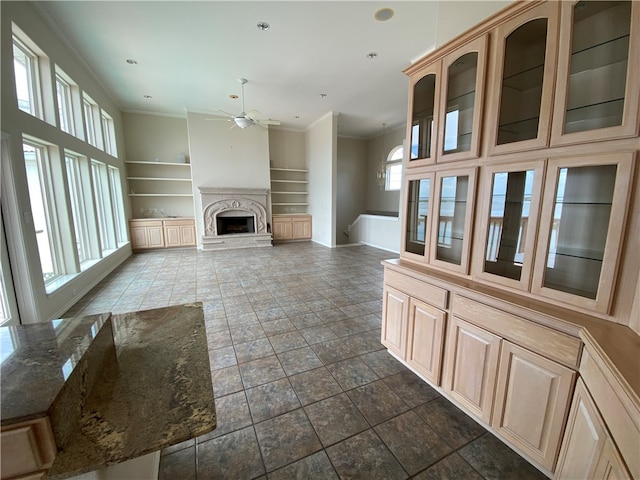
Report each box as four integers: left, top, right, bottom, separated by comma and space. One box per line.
556, 378, 632, 480
272, 214, 311, 242
492, 341, 575, 471
129, 218, 195, 251
0, 418, 56, 480
406, 299, 445, 385
443, 316, 501, 424
381, 285, 409, 358
408, 62, 441, 166
402, 172, 434, 262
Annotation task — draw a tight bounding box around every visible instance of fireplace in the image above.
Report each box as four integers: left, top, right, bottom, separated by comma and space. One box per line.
199, 187, 272, 250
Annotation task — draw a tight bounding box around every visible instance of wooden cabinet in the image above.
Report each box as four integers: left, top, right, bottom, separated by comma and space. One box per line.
381, 285, 409, 358
129, 218, 195, 251
443, 316, 501, 423
0, 418, 56, 480
492, 341, 575, 471
556, 378, 632, 480
402, 172, 434, 262
551, 1, 640, 145
486, 2, 560, 154
408, 62, 441, 166
272, 214, 311, 242
406, 299, 446, 384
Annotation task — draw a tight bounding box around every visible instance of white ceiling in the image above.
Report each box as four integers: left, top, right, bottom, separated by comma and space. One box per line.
34, 1, 455, 138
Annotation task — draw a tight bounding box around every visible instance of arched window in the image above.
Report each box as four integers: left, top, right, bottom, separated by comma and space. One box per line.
385, 146, 403, 191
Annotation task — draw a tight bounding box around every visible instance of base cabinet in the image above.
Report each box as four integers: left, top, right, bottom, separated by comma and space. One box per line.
555, 379, 631, 480
272, 214, 312, 241
0, 418, 56, 480
381, 286, 409, 358
129, 218, 195, 251
406, 299, 446, 384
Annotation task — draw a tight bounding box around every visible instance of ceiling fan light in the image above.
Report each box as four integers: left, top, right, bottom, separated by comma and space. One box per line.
234, 116, 253, 129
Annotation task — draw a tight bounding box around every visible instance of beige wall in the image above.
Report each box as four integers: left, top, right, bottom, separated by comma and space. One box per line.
122, 112, 188, 164
336, 137, 367, 245
268, 129, 306, 170
366, 125, 405, 215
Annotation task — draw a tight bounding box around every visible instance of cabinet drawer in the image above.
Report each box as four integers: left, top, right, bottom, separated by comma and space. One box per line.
384, 269, 448, 309
1, 418, 56, 478
451, 294, 581, 368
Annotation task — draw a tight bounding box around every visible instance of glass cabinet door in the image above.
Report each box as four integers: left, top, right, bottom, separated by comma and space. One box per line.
438, 36, 487, 163
552, 1, 639, 145
409, 63, 440, 165
533, 153, 634, 313
429, 168, 477, 273
403, 174, 434, 258
488, 2, 559, 154
473, 161, 544, 290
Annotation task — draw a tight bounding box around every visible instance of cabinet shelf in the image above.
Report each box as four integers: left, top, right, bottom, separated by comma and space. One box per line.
126, 161, 191, 167
126, 177, 192, 181
272, 191, 309, 195
571, 35, 629, 74
270, 166, 308, 214
502, 64, 544, 91
271, 179, 308, 184
272, 202, 309, 206
270, 168, 308, 173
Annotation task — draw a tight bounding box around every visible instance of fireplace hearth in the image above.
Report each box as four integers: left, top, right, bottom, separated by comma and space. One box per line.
199, 187, 272, 250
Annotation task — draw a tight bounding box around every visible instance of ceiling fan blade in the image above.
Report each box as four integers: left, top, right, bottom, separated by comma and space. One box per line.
205, 117, 231, 122
245, 110, 261, 120
256, 119, 281, 126
213, 109, 235, 118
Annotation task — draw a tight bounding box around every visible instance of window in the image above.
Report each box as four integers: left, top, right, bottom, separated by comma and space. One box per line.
65, 154, 92, 263
23, 141, 60, 283
101, 110, 117, 156
83, 94, 100, 148
91, 160, 115, 253
56, 74, 75, 135
385, 146, 403, 191
12, 36, 42, 118
108, 166, 127, 245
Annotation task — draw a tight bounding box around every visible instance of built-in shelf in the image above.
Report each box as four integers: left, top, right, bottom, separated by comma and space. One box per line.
125, 161, 191, 167
270, 166, 309, 215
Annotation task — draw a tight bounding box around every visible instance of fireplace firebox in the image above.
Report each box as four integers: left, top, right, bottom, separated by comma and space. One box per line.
217, 216, 255, 235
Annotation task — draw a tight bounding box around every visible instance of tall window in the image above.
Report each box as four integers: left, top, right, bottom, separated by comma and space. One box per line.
83, 95, 99, 148
56, 74, 75, 135
91, 160, 115, 253
101, 110, 117, 156
12, 36, 42, 118
385, 146, 403, 191
65, 154, 92, 263
108, 166, 127, 245
23, 142, 60, 283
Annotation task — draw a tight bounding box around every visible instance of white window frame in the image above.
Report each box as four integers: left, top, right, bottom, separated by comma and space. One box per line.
65, 154, 92, 264
56, 73, 75, 135
385, 146, 403, 191
101, 110, 117, 156
12, 35, 43, 119
83, 94, 101, 148
108, 166, 127, 245
91, 160, 116, 253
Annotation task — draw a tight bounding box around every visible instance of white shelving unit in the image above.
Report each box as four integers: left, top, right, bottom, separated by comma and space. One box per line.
125, 161, 195, 218
270, 167, 309, 214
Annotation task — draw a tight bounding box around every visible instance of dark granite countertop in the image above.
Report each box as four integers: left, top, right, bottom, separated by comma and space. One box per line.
1, 303, 216, 479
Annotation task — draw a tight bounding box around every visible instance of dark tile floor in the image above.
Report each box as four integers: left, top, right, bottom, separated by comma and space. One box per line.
65, 242, 548, 480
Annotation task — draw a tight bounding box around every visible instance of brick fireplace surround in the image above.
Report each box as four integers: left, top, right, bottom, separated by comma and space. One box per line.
199, 187, 272, 250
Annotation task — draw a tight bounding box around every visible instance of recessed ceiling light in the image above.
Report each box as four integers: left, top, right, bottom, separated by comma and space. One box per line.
257, 21, 270, 31
374, 8, 394, 22
320, 93, 327, 98
144, 95, 152, 99
229, 94, 239, 99
367, 52, 378, 60
126, 59, 138, 65
294, 116, 300, 119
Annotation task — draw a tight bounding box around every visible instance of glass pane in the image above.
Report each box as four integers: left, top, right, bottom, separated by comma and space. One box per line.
24, 144, 57, 282
65, 156, 90, 263
484, 170, 535, 280
498, 19, 547, 144
436, 175, 469, 265
544, 164, 616, 298
91, 161, 115, 252
108, 166, 127, 244
564, 1, 631, 134
443, 52, 478, 154
405, 178, 430, 255
13, 42, 34, 115
411, 74, 436, 160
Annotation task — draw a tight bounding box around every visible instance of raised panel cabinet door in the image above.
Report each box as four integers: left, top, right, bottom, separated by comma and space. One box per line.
593, 438, 633, 480
130, 227, 149, 249
443, 316, 501, 423
381, 286, 409, 358
147, 226, 165, 248
406, 299, 446, 385
492, 341, 575, 471
179, 224, 196, 246
164, 225, 181, 247
272, 219, 292, 240
293, 218, 311, 239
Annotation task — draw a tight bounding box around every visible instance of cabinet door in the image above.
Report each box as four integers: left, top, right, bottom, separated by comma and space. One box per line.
437, 35, 488, 163
272, 219, 292, 240
164, 225, 181, 247
487, 2, 560, 154
429, 167, 477, 274
406, 299, 445, 385
147, 226, 165, 248
179, 224, 196, 246
556, 378, 631, 480
293, 218, 311, 239
407, 62, 441, 167
130, 227, 149, 249
532, 153, 635, 313
472, 160, 545, 290
443, 316, 501, 423
492, 341, 575, 471
551, 1, 640, 145
381, 286, 409, 358
401, 172, 434, 262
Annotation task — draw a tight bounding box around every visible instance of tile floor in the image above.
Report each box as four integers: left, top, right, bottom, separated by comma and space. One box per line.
65, 242, 548, 480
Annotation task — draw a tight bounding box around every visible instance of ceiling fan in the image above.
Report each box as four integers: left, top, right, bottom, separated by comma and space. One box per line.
212, 78, 281, 129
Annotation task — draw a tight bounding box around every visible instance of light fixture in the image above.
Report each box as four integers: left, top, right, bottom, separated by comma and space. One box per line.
376, 123, 388, 190
126, 59, 138, 65
234, 116, 253, 129
374, 7, 394, 21
257, 21, 270, 31
144, 95, 152, 99
367, 52, 378, 60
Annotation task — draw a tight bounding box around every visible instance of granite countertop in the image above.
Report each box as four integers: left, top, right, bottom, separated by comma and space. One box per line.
1, 303, 216, 479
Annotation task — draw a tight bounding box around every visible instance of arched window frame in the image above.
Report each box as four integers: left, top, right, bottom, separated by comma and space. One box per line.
385, 145, 403, 191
